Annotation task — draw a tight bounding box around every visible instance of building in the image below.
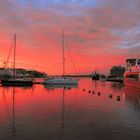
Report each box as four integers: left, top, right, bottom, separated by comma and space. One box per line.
126, 59, 140, 70
110, 66, 125, 77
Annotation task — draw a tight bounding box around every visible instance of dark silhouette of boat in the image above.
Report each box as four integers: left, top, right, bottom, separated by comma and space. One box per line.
1, 34, 34, 87
1, 78, 33, 87
91, 71, 100, 80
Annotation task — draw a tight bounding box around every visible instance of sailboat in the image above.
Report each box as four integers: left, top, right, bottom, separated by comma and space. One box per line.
100, 74, 107, 82
1, 34, 34, 86
44, 31, 78, 85
91, 70, 100, 80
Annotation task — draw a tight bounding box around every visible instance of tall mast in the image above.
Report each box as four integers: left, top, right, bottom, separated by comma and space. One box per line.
13, 34, 16, 79
62, 30, 65, 77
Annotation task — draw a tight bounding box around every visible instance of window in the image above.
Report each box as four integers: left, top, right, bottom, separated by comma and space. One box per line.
126, 74, 139, 80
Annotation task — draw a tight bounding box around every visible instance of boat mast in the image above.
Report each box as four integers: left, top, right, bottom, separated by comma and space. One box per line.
13, 34, 16, 79
62, 30, 65, 77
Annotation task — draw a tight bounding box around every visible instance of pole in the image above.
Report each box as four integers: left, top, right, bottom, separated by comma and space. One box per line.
62, 30, 65, 77
13, 34, 16, 79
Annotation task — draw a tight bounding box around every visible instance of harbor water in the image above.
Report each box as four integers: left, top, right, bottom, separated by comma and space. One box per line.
0, 78, 140, 140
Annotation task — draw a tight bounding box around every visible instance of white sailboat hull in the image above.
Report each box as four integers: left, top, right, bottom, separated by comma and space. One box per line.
44, 31, 79, 86
44, 77, 78, 85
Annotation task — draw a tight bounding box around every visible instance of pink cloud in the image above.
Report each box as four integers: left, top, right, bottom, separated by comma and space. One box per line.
0, 0, 139, 74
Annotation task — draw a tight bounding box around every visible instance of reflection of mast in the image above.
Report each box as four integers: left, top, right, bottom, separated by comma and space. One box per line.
2, 88, 10, 117
91, 79, 97, 91
60, 88, 65, 140
12, 87, 16, 135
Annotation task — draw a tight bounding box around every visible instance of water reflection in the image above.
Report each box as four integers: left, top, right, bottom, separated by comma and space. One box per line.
110, 82, 124, 89
60, 88, 65, 140
124, 87, 140, 111
12, 88, 16, 136
0, 78, 140, 140
44, 84, 78, 90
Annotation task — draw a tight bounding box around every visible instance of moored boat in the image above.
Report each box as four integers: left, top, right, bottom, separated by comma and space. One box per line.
44, 31, 78, 85
100, 74, 107, 82
91, 71, 100, 80
124, 59, 140, 88
44, 77, 78, 85
1, 34, 34, 87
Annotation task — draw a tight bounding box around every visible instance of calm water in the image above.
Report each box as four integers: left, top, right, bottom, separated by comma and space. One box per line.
0, 78, 140, 140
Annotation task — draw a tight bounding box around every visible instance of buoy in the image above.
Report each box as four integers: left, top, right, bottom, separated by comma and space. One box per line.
88, 90, 91, 93
117, 96, 120, 101
109, 94, 112, 98
98, 92, 101, 96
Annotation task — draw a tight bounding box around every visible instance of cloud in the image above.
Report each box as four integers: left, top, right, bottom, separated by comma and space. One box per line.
0, 0, 139, 74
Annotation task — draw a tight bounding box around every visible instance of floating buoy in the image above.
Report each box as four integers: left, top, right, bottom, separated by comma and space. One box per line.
88, 90, 91, 93
98, 92, 101, 96
117, 96, 120, 101
109, 94, 112, 98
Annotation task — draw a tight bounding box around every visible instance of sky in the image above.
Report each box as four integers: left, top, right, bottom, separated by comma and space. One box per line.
0, 0, 140, 75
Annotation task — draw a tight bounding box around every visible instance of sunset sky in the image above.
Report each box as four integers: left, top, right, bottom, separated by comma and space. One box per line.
0, 0, 140, 75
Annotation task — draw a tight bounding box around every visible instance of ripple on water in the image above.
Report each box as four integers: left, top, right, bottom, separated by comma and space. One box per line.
0, 78, 140, 140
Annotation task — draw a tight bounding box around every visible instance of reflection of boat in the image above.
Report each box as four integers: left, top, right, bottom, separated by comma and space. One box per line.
1, 78, 34, 87
44, 83, 78, 89
44, 31, 78, 85
1, 34, 33, 87
124, 87, 140, 110
110, 82, 124, 89
124, 59, 140, 88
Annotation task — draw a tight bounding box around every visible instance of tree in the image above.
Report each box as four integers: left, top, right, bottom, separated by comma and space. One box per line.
110, 66, 125, 77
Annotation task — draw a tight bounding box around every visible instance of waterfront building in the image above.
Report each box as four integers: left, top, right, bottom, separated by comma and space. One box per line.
124, 58, 140, 88
126, 59, 140, 70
